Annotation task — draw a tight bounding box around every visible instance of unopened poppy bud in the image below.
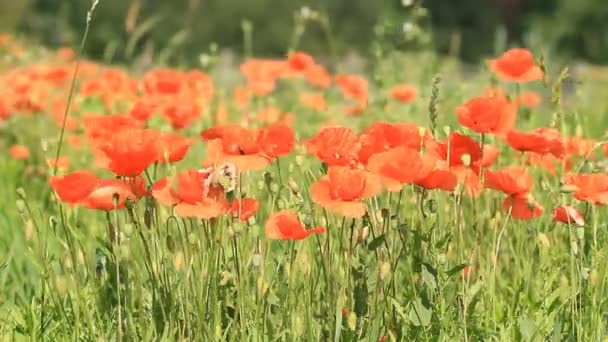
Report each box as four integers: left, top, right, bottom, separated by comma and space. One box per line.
560, 184, 578, 194
257, 180, 265, 190
15, 199, 26, 213
251, 253, 262, 267
438, 253, 447, 265
576, 227, 585, 241
347, 312, 357, 331
173, 251, 184, 271
570, 239, 579, 256
23, 220, 34, 240
426, 199, 438, 214
16, 187, 26, 199
288, 163, 295, 173
288, 178, 299, 194
264, 172, 273, 186
379, 261, 391, 281
187, 232, 198, 244
40, 139, 48, 152
166, 235, 176, 252
277, 198, 286, 209
270, 182, 280, 193
295, 155, 305, 166
589, 269, 599, 287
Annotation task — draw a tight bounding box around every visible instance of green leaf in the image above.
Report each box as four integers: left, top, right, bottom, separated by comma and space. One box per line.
367, 234, 386, 251
409, 297, 432, 327
445, 263, 468, 278
421, 263, 437, 292
518, 316, 538, 342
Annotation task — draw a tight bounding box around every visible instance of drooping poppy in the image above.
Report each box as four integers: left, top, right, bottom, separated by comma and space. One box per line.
305, 126, 360, 167
553, 205, 585, 226
389, 84, 417, 103
502, 194, 543, 220
484, 166, 532, 195
229, 198, 260, 221
49, 170, 99, 205
257, 122, 295, 158
456, 92, 517, 136
9, 145, 29, 160
506, 128, 564, 157
310, 166, 382, 217
99, 128, 160, 177
366, 146, 437, 192
489, 48, 543, 83
265, 209, 325, 240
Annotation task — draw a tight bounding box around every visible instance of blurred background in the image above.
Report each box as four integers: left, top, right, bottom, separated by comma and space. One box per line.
1, 0, 607, 67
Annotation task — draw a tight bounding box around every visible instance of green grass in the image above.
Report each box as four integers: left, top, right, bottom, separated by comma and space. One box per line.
1, 36, 608, 342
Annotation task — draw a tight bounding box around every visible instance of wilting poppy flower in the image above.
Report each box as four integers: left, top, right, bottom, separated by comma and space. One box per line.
489, 48, 543, 83
82, 179, 137, 211
305, 126, 360, 167
389, 84, 417, 103
299, 92, 327, 112
358, 122, 428, 164
311, 166, 382, 217
49, 170, 99, 205
553, 205, 585, 226
99, 128, 160, 177
517, 91, 542, 108
484, 166, 532, 195
287, 51, 315, 72
257, 122, 295, 158
502, 194, 543, 220
456, 93, 517, 136
565, 173, 608, 205
506, 128, 564, 157
229, 198, 260, 221
158, 133, 194, 163
367, 146, 437, 192
9, 145, 29, 160
265, 209, 325, 240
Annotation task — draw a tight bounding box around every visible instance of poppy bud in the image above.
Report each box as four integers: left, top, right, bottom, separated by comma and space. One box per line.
16, 187, 26, 199
173, 251, 184, 271
589, 269, 599, 287
251, 253, 262, 267
347, 312, 357, 331
438, 253, 447, 265
15, 199, 25, 213
559, 184, 578, 194
426, 199, 438, 214
288, 178, 299, 194
570, 239, 578, 256
166, 235, 176, 252
379, 261, 391, 281
576, 227, 585, 241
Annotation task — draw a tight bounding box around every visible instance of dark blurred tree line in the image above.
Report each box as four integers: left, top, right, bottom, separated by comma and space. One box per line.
2, 0, 608, 65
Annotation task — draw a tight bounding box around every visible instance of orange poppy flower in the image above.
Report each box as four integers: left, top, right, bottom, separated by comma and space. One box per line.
389, 84, 417, 103
305, 64, 332, 89
151, 177, 179, 206
233, 86, 251, 111
427, 133, 482, 170
49, 170, 99, 205
46, 156, 70, 171
257, 122, 295, 158
506, 128, 564, 157
484, 166, 532, 195
265, 209, 325, 240
553, 205, 585, 226
415, 169, 458, 192
489, 48, 543, 83
229, 198, 260, 221
83, 114, 142, 146
367, 146, 437, 192
162, 102, 201, 130
456, 92, 517, 135
517, 90, 542, 108
287, 51, 315, 72
305, 126, 360, 167
202, 125, 270, 171
82, 179, 137, 211
480, 144, 501, 168
566, 173, 608, 205
502, 194, 543, 220
566, 137, 596, 158
9, 145, 29, 160
299, 92, 327, 112
99, 128, 160, 177
167, 168, 229, 219
129, 99, 157, 122
310, 166, 382, 217
358, 122, 428, 165
158, 133, 194, 163
525, 152, 565, 175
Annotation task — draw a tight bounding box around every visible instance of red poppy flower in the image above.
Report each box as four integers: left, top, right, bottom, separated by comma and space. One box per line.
389, 84, 417, 103
553, 205, 585, 226
229, 198, 260, 221
257, 123, 295, 158
287, 51, 315, 72
311, 166, 382, 217
83, 114, 142, 146
265, 210, 325, 240
456, 93, 517, 136
99, 128, 160, 177
566, 173, 608, 205
566, 137, 596, 158
202, 126, 270, 171
427, 133, 482, 170
151, 177, 179, 206
480, 144, 501, 168
129, 99, 157, 122
506, 128, 564, 157
517, 91, 542, 108
358, 122, 428, 165
305, 126, 360, 167
525, 152, 565, 175
49, 170, 99, 205
304, 64, 331, 88
9, 145, 29, 160
82, 179, 137, 211
489, 48, 543, 82
162, 103, 201, 130
415, 169, 458, 192
158, 133, 194, 163
299, 92, 327, 112
502, 194, 543, 220
484, 166, 532, 195
367, 147, 437, 192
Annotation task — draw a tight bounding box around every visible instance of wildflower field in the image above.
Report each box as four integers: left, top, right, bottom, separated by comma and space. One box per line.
1, 14, 608, 342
